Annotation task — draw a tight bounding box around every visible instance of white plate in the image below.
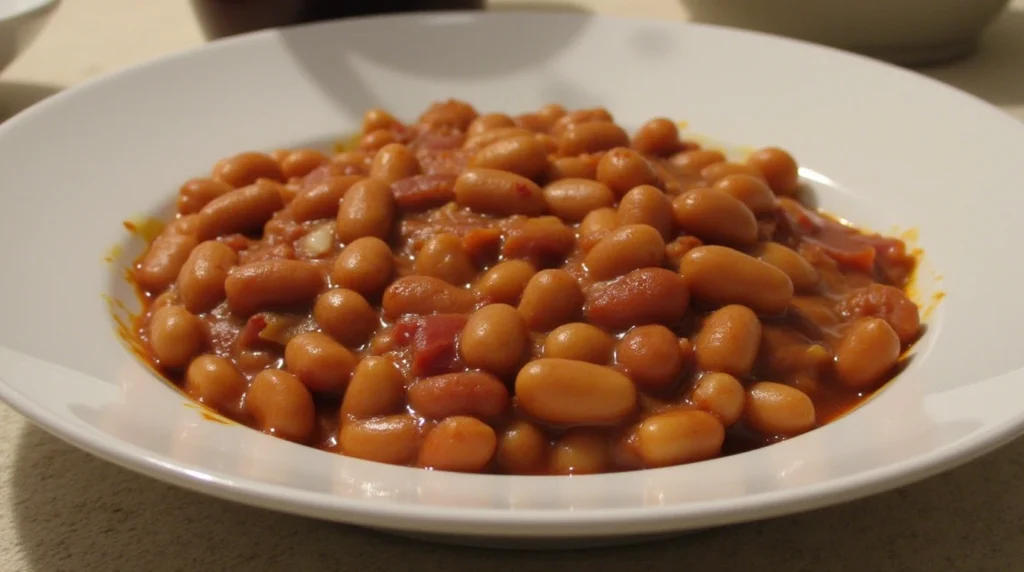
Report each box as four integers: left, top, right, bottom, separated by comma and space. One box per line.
1, 12, 1024, 543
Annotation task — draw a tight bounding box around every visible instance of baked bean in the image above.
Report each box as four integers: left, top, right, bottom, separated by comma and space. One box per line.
502, 216, 575, 268
281, 149, 329, 179
332, 150, 373, 175
596, 147, 658, 197
415, 233, 476, 286
615, 325, 684, 391
496, 420, 549, 474
212, 152, 284, 188
418, 99, 478, 130
834, 318, 901, 389
165, 214, 200, 236
473, 260, 536, 304
178, 178, 233, 215
408, 372, 510, 419
543, 323, 614, 364
362, 108, 401, 134
550, 429, 610, 475
390, 173, 457, 210
681, 245, 793, 315
670, 149, 726, 174
700, 161, 765, 184
551, 108, 614, 136
177, 240, 237, 313
558, 121, 630, 156
463, 127, 533, 151
616, 185, 673, 238
632, 117, 683, 157
516, 358, 637, 425
184, 354, 246, 414
747, 147, 800, 195
339, 414, 420, 465
467, 113, 516, 135
714, 174, 777, 216
469, 134, 549, 180
336, 178, 395, 243
382, 275, 474, 318
838, 284, 921, 345
538, 103, 567, 122
289, 175, 360, 223
284, 332, 357, 394
148, 305, 205, 369
585, 224, 665, 281
196, 180, 284, 240
745, 381, 816, 436
460, 304, 528, 377
331, 236, 395, 298
369, 143, 420, 184
514, 112, 555, 133
419, 416, 497, 473
671, 188, 758, 247
314, 288, 378, 347
246, 369, 315, 443
585, 268, 689, 331
637, 410, 724, 467
517, 269, 584, 331
691, 372, 745, 426
542, 179, 615, 222
225, 259, 324, 316
454, 168, 545, 216
577, 207, 619, 251
752, 242, 819, 293
695, 305, 762, 378
665, 235, 704, 270
135, 231, 199, 293
340, 357, 406, 419
359, 129, 398, 153
547, 155, 599, 180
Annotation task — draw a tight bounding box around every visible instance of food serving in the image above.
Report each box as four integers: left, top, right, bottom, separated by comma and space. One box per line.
128, 99, 921, 475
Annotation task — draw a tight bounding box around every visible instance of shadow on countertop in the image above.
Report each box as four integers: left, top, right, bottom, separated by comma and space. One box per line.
0, 81, 61, 122
11, 421, 1024, 572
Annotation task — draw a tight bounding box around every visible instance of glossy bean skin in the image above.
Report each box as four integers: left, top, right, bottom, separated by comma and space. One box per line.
547, 155, 599, 181
464, 127, 533, 151
314, 288, 378, 347
224, 260, 325, 316
177, 240, 238, 313
632, 118, 683, 157
680, 246, 793, 315
339, 415, 420, 465
747, 147, 800, 195
196, 180, 284, 240
289, 175, 361, 223
752, 242, 819, 293
415, 233, 477, 286
551, 108, 614, 136
284, 332, 358, 394
135, 231, 199, 293
496, 420, 549, 474
362, 108, 401, 133
212, 152, 283, 188
331, 236, 395, 298
584, 224, 665, 281
184, 354, 246, 414
616, 185, 673, 238
370, 143, 420, 184
745, 381, 816, 436
501, 216, 576, 268
459, 304, 529, 378
542, 178, 615, 222
454, 168, 546, 216
408, 372, 510, 419
178, 178, 233, 215
691, 372, 745, 426
467, 113, 516, 135
473, 260, 536, 305
516, 358, 637, 425
336, 178, 395, 243
382, 276, 475, 318
615, 325, 684, 392
596, 147, 657, 197
418, 99, 478, 130
246, 369, 315, 443
550, 429, 610, 475
281, 149, 329, 179
471, 135, 549, 180
557, 121, 630, 156
340, 357, 406, 419
700, 161, 765, 184
671, 149, 725, 174
714, 174, 777, 216
585, 268, 689, 331
671, 188, 758, 247
577, 207, 619, 251
834, 318, 901, 389
419, 416, 497, 473
694, 305, 763, 378
637, 410, 724, 467
148, 305, 206, 369
517, 269, 584, 332
543, 323, 615, 364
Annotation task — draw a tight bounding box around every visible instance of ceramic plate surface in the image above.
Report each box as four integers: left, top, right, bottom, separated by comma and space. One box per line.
1, 12, 1023, 541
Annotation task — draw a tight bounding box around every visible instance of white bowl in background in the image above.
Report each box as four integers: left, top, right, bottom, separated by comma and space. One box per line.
680, 0, 1011, 66
0, 0, 57, 70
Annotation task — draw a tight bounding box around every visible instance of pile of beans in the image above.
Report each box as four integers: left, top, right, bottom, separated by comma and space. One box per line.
131, 99, 921, 474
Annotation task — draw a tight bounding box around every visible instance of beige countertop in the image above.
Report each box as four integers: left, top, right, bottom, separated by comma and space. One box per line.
2, 1, 1023, 570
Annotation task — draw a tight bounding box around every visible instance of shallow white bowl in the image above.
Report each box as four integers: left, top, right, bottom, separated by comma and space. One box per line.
1, 12, 1023, 545
0, 0, 57, 70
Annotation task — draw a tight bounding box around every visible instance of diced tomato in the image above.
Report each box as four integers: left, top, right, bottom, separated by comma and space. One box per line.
237, 314, 268, 348
391, 174, 457, 210
393, 314, 469, 377
462, 228, 503, 267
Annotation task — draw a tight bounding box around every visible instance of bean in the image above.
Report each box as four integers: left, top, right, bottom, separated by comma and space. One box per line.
339, 414, 420, 465
700, 161, 765, 184
408, 372, 510, 419
467, 113, 516, 135
517, 269, 584, 332
837, 284, 921, 345
745, 381, 816, 436
177, 240, 238, 313
670, 149, 725, 174
637, 410, 724, 467
834, 318, 901, 389
135, 231, 199, 293
284, 332, 357, 394
419, 416, 497, 473
502, 216, 575, 268
418, 99, 478, 130
463, 127, 533, 151
550, 429, 610, 475
195, 180, 284, 240
558, 121, 630, 156
224, 259, 324, 316
632, 117, 683, 157
542, 178, 615, 222
390, 173, 457, 211
454, 168, 545, 216
340, 357, 406, 419
694, 304, 762, 378
543, 323, 615, 364
584, 224, 665, 281
747, 147, 800, 195
212, 152, 283, 188
332, 150, 373, 175
681, 245, 793, 315
460, 304, 528, 377
360, 129, 398, 152
184, 354, 246, 414
415, 233, 477, 286
246, 369, 315, 443
362, 108, 401, 133
336, 177, 395, 243
473, 260, 536, 305
615, 325, 684, 392
496, 421, 549, 474
148, 305, 205, 369
471, 134, 549, 180
178, 178, 233, 215
671, 188, 758, 247
616, 185, 673, 238
370, 143, 420, 184
382, 276, 474, 318
314, 288, 379, 347
585, 268, 689, 331
516, 358, 637, 425
290, 175, 361, 222
280, 149, 329, 179
515, 112, 555, 133
752, 242, 819, 293
330, 236, 395, 298
551, 108, 614, 136
538, 103, 567, 122
691, 372, 745, 426
714, 174, 777, 216
547, 155, 599, 180
596, 147, 657, 197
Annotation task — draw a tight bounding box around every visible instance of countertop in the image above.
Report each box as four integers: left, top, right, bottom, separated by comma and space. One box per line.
2, 1, 1023, 570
